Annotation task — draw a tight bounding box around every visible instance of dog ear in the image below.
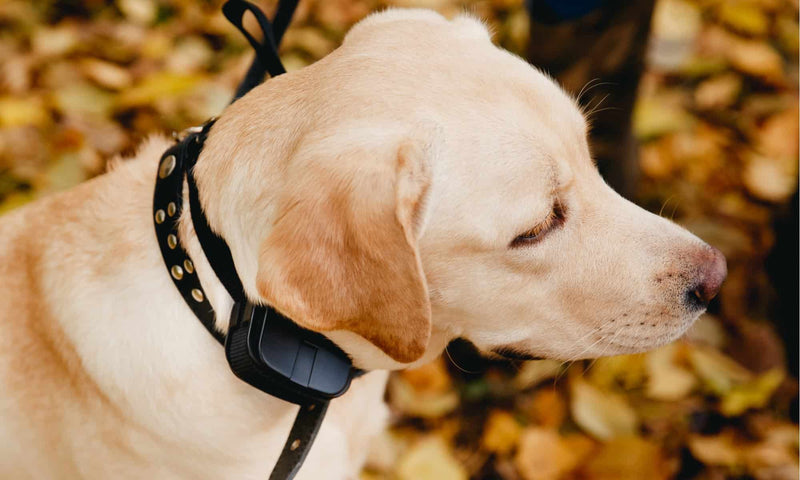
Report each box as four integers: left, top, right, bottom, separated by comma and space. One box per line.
255, 133, 434, 363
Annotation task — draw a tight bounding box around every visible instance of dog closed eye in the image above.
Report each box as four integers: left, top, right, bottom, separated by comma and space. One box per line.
510, 200, 565, 248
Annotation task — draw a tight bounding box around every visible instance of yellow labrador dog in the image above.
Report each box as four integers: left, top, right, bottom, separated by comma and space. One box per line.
0, 9, 725, 480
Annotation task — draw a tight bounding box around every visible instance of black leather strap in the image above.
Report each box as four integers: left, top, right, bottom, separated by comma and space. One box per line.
223, 0, 298, 101
153, 127, 225, 345
186, 149, 247, 304
270, 402, 329, 480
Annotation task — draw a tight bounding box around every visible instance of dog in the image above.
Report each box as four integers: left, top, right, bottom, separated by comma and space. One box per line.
0, 8, 726, 479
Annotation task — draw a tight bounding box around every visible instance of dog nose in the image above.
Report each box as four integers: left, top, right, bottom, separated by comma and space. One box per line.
688, 246, 727, 307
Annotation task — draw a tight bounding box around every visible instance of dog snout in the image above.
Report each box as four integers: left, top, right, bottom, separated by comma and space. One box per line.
685, 246, 727, 308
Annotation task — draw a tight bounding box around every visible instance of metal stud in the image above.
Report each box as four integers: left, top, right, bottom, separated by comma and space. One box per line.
183, 259, 194, 274
167, 234, 178, 249
167, 202, 177, 217
159, 155, 176, 178
290, 439, 301, 451
154, 209, 166, 224
191, 289, 204, 302
171, 265, 184, 280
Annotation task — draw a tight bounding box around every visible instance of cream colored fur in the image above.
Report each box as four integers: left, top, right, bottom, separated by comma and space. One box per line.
0, 9, 724, 479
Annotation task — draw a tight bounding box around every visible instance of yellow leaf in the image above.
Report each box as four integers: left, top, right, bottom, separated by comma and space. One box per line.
755, 107, 799, 159
401, 357, 452, 394
688, 432, 742, 467
582, 436, 669, 480
0, 191, 37, 216
684, 314, 727, 349
0, 97, 49, 128
570, 378, 638, 440
388, 375, 459, 419
81, 58, 133, 90
117, 0, 157, 25
481, 410, 523, 455
634, 95, 695, 140
688, 345, 752, 395
513, 360, 561, 390
51, 84, 114, 118
396, 436, 467, 480
645, 344, 696, 401
720, 369, 785, 416
743, 151, 799, 203
727, 40, 785, 83
589, 354, 646, 390
32, 25, 78, 57
694, 73, 742, 110
514, 428, 585, 480
529, 388, 566, 429
716, 3, 769, 36
115, 73, 204, 109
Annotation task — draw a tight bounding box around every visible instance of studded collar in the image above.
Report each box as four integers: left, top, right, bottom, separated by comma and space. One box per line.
152, 120, 226, 344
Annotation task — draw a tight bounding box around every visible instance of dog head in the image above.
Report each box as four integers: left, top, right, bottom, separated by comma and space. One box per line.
196, 9, 726, 369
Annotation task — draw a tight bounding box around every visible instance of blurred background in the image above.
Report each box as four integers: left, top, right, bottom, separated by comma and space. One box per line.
0, 0, 797, 478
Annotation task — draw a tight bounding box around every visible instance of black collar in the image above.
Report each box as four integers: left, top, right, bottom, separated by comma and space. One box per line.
152, 122, 360, 480
150, 2, 367, 478
152, 120, 226, 344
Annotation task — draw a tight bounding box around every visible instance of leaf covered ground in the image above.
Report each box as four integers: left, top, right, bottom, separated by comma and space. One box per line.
0, 1, 796, 479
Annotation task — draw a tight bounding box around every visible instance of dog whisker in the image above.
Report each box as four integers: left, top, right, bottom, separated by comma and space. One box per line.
658, 195, 676, 217
444, 344, 481, 374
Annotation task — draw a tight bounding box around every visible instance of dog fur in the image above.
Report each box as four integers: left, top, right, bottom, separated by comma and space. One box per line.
0, 9, 725, 479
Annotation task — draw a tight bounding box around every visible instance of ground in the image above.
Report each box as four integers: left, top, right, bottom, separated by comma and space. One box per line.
0, 1, 796, 479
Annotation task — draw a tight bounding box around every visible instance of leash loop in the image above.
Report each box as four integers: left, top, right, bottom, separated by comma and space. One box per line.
223, 0, 295, 100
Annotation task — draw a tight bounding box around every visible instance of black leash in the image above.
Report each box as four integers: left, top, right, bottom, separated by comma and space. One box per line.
223, 0, 294, 101
153, 1, 344, 479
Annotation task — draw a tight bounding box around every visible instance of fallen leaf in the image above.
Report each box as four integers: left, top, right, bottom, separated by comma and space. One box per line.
688, 345, 753, 395
646, 344, 697, 401
51, 83, 114, 118
684, 314, 728, 349
727, 39, 785, 84
117, 0, 157, 25
649, 0, 702, 71
400, 356, 452, 394
80, 58, 133, 90
755, 107, 799, 159
0, 96, 49, 128
742, 151, 798, 203
514, 428, 583, 480
570, 378, 639, 440
512, 360, 561, 390
694, 73, 742, 110
588, 354, 646, 390
720, 369, 785, 416
31, 25, 78, 57
396, 436, 467, 480
388, 374, 459, 419
716, 3, 769, 36
634, 94, 695, 140
580, 436, 670, 480
528, 388, 566, 429
115, 72, 204, 109
481, 410, 523, 455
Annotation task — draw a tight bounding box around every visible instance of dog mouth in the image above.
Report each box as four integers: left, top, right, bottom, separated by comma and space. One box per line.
490, 346, 543, 361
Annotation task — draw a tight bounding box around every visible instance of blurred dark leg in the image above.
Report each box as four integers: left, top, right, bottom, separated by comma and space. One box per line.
766, 193, 799, 379
525, 0, 657, 199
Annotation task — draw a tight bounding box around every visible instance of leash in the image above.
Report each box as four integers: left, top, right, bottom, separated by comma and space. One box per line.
152, 2, 361, 479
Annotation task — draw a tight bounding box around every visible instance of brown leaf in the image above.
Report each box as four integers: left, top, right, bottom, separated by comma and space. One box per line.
528, 388, 566, 429
580, 436, 670, 480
